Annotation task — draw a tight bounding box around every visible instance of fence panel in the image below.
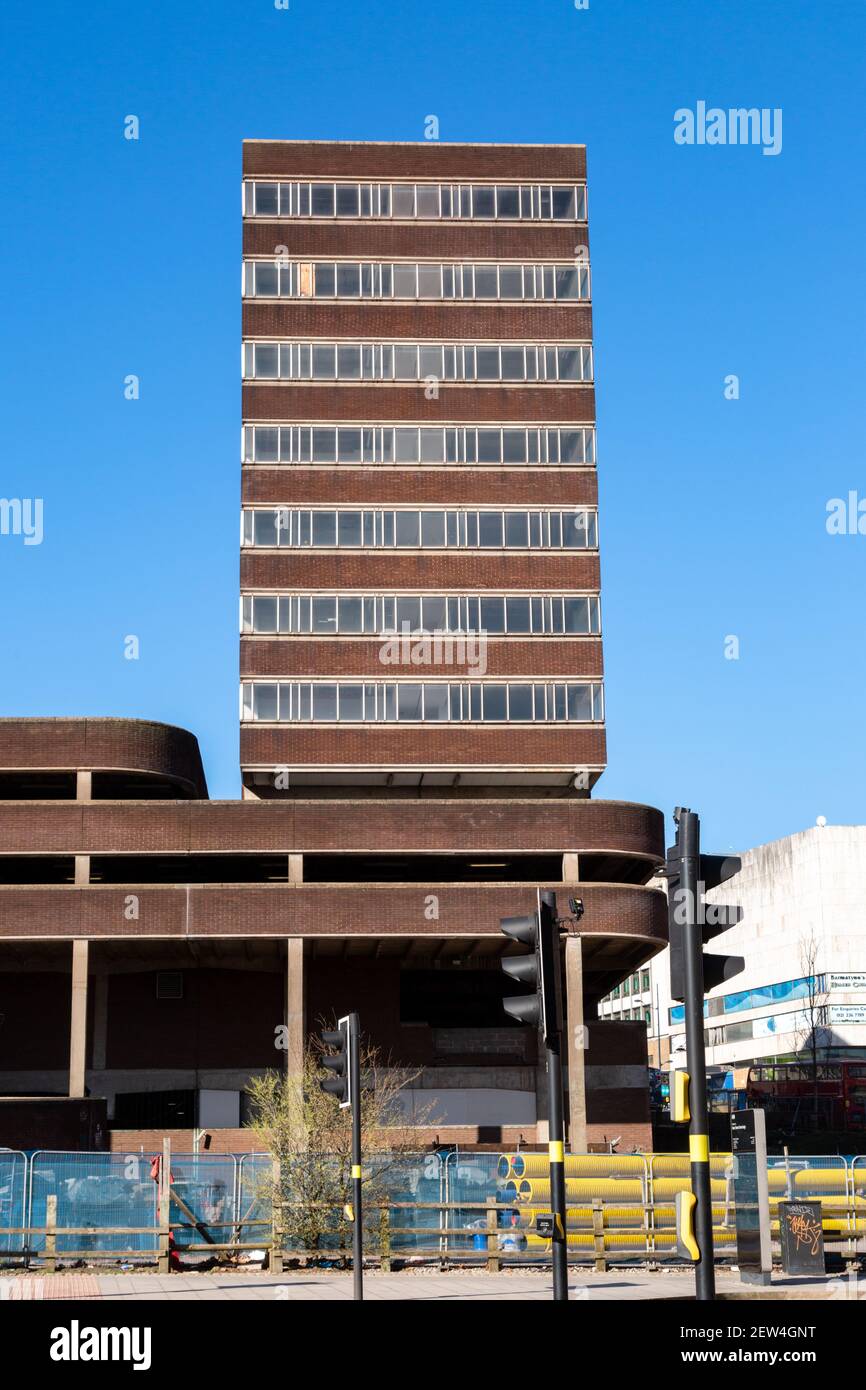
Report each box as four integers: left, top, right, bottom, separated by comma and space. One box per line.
28, 1151, 159, 1257
0, 1151, 27, 1258
167, 1154, 239, 1251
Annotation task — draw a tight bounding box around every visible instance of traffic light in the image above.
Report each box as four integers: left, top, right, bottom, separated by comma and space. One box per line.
320, 1015, 352, 1108
666, 810, 744, 1003
500, 889, 563, 1042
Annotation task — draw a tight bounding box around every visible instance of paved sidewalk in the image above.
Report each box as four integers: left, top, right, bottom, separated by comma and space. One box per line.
3, 1268, 849, 1301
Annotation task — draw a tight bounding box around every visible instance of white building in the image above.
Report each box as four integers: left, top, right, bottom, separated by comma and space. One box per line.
598, 824, 866, 1072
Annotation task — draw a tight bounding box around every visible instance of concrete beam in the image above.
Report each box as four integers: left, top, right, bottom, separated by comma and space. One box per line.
76, 770, 92, 803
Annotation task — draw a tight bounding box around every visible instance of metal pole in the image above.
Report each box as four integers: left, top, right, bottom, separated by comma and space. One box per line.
349, 1011, 363, 1301
678, 808, 715, 1301
547, 1034, 568, 1301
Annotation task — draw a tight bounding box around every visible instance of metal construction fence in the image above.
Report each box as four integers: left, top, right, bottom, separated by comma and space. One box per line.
1, 1148, 865, 1266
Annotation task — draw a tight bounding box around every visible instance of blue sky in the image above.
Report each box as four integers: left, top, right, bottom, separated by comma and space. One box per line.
0, 0, 863, 851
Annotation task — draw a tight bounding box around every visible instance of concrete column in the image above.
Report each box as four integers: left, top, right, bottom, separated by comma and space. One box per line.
288, 854, 303, 884
286, 937, 305, 1079
562, 851, 579, 881
69, 939, 89, 1098
565, 935, 588, 1153
74, 855, 90, 886
76, 770, 92, 802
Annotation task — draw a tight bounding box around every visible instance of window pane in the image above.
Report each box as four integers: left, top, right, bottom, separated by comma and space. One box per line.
254, 183, 278, 215
496, 186, 519, 217
335, 184, 359, 216
393, 264, 417, 297
339, 685, 364, 720
472, 186, 495, 218
477, 429, 501, 463
336, 263, 361, 296
423, 684, 449, 720
480, 597, 505, 633
552, 187, 576, 219
396, 597, 422, 631
314, 263, 336, 296
337, 512, 362, 546
475, 348, 500, 380
337, 427, 362, 463
254, 344, 279, 378
555, 266, 581, 299
559, 429, 584, 463
311, 184, 335, 215
394, 346, 418, 379
500, 347, 525, 379
313, 684, 338, 719
478, 512, 503, 546
417, 264, 442, 298
498, 266, 523, 298
394, 427, 419, 462
398, 684, 423, 719
254, 684, 278, 720
419, 428, 444, 462
474, 265, 498, 298
422, 596, 447, 630
418, 346, 442, 379
312, 345, 336, 378
253, 596, 278, 632
420, 512, 446, 546
254, 426, 278, 462
505, 597, 531, 632
311, 513, 337, 546
501, 429, 525, 462
395, 512, 420, 546
563, 598, 589, 633
392, 184, 415, 216
336, 344, 361, 378
505, 513, 529, 547
508, 685, 533, 720
557, 348, 583, 380
311, 598, 337, 633
254, 262, 278, 296
483, 685, 507, 720
312, 427, 337, 462
416, 184, 440, 217
564, 512, 590, 548
567, 685, 593, 721
253, 512, 277, 546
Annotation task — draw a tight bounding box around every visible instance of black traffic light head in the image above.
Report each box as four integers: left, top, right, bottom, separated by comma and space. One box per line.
500, 890, 563, 1041
666, 810, 744, 1004
319, 1017, 352, 1108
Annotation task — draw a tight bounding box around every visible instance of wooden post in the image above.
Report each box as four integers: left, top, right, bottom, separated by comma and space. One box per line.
592, 1197, 607, 1273
157, 1138, 171, 1274
486, 1195, 500, 1273
379, 1206, 391, 1273
271, 1158, 283, 1275
45, 1194, 57, 1274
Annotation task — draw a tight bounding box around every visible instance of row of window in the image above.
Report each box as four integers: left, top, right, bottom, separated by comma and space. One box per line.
243, 424, 596, 466
241, 680, 604, 724
668, 976, 817, 1025
243, 180, 587, 222
241, 593, 601, 636
243, 260, 590, 302
241, 507, 598, 551
609, 970, 652, 1000
243, 341, 594, 384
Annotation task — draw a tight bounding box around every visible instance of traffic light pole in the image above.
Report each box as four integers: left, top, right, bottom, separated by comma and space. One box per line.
546, 1031, 568, 1302
678, 809, 715, 1301
349, 1012, 363, 1302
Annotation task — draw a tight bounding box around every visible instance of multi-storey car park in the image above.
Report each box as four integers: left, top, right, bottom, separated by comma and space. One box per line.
0, 143, 666, 1153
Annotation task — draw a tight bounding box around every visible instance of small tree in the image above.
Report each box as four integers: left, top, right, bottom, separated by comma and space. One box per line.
246, 1033, 433, 1261
797, 931, 829, 1127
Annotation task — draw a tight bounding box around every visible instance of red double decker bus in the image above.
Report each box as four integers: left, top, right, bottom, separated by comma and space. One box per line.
746, 1061, 866, 1131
